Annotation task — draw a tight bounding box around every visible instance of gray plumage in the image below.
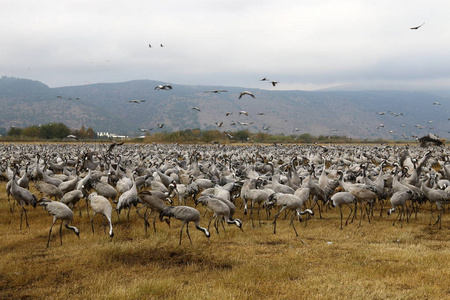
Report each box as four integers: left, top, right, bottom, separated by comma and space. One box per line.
39, 197, 80, 247
91, 179, 118, 201
137, 190, 171, 235
387, 190, 412, 227
10, 171, 38, 229
330, 192, 357, 229
159, 206, 210, 245
34, 181, 63, 201
59, 175, 79, 194
116, 174, 138, 222
88, 193, 114, 237
265, 193, 313, 238
61, 189, 85, 216
196, 195, 243, 234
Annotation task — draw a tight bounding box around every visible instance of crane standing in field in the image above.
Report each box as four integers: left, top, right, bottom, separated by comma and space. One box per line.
88, 193, 114, 238
159, 206, 210, 245
10, 168, 38, 229
38, 197, 80, 247
196, 195, 243, 234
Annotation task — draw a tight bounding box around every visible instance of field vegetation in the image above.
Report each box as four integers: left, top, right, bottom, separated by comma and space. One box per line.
1, 180, 450, 299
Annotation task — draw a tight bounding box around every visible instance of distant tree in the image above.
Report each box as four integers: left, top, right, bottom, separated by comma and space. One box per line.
22, 125, 41, 138
7, 126, 22, 136
85, 127, 95, 139
39, 123, 70, 139
234, 130, 250, 142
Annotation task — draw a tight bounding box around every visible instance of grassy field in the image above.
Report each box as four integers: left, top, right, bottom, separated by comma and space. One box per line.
1, 181, 450, 299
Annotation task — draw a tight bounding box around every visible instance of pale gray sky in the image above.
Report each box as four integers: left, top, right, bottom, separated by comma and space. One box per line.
2, 0, 449, 90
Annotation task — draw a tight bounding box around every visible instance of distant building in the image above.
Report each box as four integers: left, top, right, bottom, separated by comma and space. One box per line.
97, 132, 128, 139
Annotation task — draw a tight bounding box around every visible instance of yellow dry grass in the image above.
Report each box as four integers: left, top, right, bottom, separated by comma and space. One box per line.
1, 181, 450, 299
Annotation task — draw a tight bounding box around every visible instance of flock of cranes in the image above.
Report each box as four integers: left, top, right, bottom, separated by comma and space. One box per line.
2, 142, 450, 248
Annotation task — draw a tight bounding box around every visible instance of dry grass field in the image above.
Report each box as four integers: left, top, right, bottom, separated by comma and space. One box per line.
1, 181, 450, 299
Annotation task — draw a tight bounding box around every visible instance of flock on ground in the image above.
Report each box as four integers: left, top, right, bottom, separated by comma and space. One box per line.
2, 142, 450, 247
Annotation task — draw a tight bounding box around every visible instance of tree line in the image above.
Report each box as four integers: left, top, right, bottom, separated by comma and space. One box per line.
3, 123, 96, 140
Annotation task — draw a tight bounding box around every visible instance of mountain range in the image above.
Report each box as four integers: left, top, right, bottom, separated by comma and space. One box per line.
1, 76, 449, 140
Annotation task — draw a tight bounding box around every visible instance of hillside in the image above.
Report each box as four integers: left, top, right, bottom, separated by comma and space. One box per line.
1, 76, 449, 140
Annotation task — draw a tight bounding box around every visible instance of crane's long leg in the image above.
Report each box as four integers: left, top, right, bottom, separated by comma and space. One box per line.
47, 221, 56, 247
59, 220, 63, 245
273, 207, 287, 234
186, 223, 193, 245
220, 216, 226, 233
289, 211, 299, 237
179, 222, 185, 245
90, 212, 97, 233
339, 206, 343, 230
345, 204, 354, 226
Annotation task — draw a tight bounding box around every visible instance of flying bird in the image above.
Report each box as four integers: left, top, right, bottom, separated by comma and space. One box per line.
160, 44, 164, 47
377, 112, 386, 115
149, 44, 151, 48
225, 112, 233, 116
238, 122, 253, 126
433, 102, 441, 105
227, 133, 234, 139
216, 122, 223, 127
271, 81, 279, 87
128, 100, 145, 103
239, 111, 249, 116
139, 128, 152, 132
263, 126, 270, 130
192, 107, 201, 111
107, 139, 124, 152
205, 90, 228, 94
410, 23, 425, 30
260, 77, 269, 81
155, 84, 172, 90
157, 123, 164, 128
239, 91, 255, 99
257, 112, 264, 115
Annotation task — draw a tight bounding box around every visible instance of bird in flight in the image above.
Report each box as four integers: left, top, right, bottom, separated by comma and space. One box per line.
260, 77, 269, 81
239, 91, 255, 99
238, 121, 253, 126
107, 139, 125, 152
410, 23, 425, 30
257, 112, 264, 115
139, 128, 152, 132
160, 44, 164, 47
225, 112, 232, 116
192, 107, 201, 111
239, 111, 249, 116
155, 84, 172, 90
271, 81, 279, 87
157, 123, 164, 128
128, 100, 146, 103
433, 102, 441, 105
263, 126, 270, 130
216, 122, 223, 127
149, 44, 152, 48
204, 90, 228, 94
227, 133, 234, 139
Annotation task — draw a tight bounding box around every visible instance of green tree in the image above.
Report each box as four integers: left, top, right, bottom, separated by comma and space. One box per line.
22, 125, 41, 138
7, 126, 22, 136
234, 130, 250, 142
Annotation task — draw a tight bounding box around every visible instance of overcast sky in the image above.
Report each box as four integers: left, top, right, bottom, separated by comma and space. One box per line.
2, 0, 450, 90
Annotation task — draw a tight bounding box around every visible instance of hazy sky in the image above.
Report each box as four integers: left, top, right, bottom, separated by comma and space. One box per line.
2, 0, 450, 90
